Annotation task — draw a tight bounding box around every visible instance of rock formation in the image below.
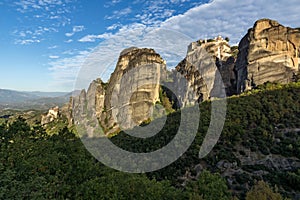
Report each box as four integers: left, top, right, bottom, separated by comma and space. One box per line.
173, 36, 231, 106
71, 48, 167, 136
101, 48, 166, 135
41, 106, 60, 125
235, 18, 300, 93
68, 18, 300, 136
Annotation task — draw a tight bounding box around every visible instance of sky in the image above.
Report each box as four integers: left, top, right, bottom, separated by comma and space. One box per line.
0, 0, 300, 92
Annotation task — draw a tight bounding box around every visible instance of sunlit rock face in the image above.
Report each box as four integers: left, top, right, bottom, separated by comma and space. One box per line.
41, 106, 60, 125
236, 18, 300, 93
101, 48, 167, 135
69, 19, 300, 137
71, 47, 167, 136
173, 36, 229, 107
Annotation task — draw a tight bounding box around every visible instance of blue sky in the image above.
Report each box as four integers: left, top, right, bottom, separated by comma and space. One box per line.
0, 0, 300, 92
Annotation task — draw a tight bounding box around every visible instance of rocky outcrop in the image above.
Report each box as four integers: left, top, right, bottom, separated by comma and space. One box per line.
69, 19, 300, 136
173, 36, 230, 106
41, 106, 60, 125
71, 48, 167, 136
236, 19, 300, 93
101, 48, 166, 135
71, 79, 106, 137
176, 19, 300, 98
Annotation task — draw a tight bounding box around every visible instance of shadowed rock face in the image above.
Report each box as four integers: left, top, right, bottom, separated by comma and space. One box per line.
236, 19, 300, 93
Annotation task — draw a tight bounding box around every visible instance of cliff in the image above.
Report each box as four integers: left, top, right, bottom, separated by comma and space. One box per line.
71, 48, 167, 136
175, 18, 300, 102
235, 18, 300, 93
101, 47, 166, 135
68, 18, 300, 136
173, 36, 231, 106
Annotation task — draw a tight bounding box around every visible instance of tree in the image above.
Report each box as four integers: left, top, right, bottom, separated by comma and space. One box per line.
187, 170, 231, 200
246, 181, 283, 200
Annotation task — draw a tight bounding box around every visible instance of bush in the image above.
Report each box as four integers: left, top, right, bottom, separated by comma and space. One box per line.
246, 181, 283, 200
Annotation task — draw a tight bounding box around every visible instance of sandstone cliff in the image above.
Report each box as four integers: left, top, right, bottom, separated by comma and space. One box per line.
69, 18, 300, 136
101, 48, 166, 135
71, 48, 167, 136
173, 36, 230, 106
235, 18, 300, 93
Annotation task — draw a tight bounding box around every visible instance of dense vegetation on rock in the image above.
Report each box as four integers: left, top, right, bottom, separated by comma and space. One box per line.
1, 81, 299, 199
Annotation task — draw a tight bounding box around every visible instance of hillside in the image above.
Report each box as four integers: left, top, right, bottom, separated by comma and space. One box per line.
0, 81, 299, 199
1, 18, 300, 199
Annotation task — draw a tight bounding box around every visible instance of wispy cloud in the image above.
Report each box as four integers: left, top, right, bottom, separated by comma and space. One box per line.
14, 0, 64, 13
48, 45, 58, 49
15, 39, 41, 45
107, 23, 122, 31
49, 55, 60, 59
13, 26, 58, 45
65, 25, 85, 37
50, 22, 191, 89
105, 7, 132, 20
78, 33, 113, 42
64, 39, 73, 43
131, 0, 183, 25
104, 0, 122, 8
49, 0, 300, 90
13, 0, 74, 45
161, 0, 300, 44
48, 50, 90, 90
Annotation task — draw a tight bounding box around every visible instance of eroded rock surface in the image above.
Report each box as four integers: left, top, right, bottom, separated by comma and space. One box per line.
71, 48, 166, 136
41, 106, 60, 125
236, 19, 300, 93
173, 36, 230, 106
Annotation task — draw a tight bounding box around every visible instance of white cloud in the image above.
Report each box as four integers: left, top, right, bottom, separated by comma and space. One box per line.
13, 26, 57, 44
49, 0, 300, 90
13, 0, 73, 45
65, 39, 73, 43
104, 0, 122, 8
52, 23, 191, 90
131, 0, 181, 25
107, 23, 122, 31
161, 0, 300, 44
49, 55, 60, 59
62, 50, 77, 55
15, 39, 41, 45
19, 31, 26, 37
78, 33, 113, 42
65, 25, 85, 37
49, 15, 59, 19
14, 0, 64, 12
48, 45, 58, 49
65, 32, 73, 37
105, 7, 132, 20
73, 25, 84, 32
48, 50, 91, 90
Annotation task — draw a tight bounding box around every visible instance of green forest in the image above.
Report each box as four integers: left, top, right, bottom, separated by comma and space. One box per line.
0, 81, 300, 199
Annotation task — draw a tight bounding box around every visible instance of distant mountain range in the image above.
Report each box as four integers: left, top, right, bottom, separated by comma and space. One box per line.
0, 89, 81, 110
